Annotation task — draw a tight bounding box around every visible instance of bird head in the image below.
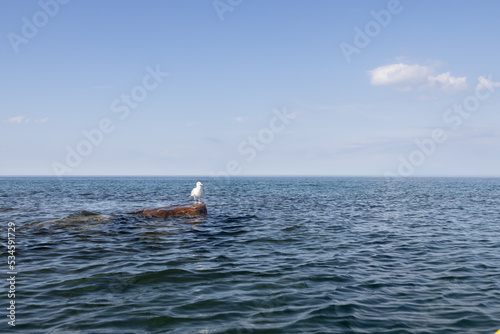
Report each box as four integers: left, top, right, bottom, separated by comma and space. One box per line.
196, 182, 203, 187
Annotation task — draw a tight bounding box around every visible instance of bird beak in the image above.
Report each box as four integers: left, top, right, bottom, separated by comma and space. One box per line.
200, 183, 203, 185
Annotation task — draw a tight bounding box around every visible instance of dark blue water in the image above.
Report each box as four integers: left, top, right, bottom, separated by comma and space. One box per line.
1, 177, 499, 333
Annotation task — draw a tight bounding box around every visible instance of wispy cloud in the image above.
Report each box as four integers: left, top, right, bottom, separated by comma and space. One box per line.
33, 117, 49, 123
368, 62, 467, 92
4, 115, 28, 124
427, 72, 467, 91
159, 150, 178, 158
476, 75, 500, 91
3, 115, 48, 124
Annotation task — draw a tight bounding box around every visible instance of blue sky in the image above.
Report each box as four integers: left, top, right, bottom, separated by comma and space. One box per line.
1, 0, 499, 176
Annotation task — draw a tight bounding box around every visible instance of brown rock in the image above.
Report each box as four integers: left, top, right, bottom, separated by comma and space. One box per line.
127, 203, 207, 217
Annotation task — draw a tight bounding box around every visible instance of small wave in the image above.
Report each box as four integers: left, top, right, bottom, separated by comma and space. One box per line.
68, 210, 102, 217
217, 215, 259, 224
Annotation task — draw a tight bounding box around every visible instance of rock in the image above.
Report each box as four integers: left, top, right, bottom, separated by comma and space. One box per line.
127, 203, 207, 218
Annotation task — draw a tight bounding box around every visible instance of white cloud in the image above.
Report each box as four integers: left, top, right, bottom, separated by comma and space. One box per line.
369, 63, 432, 88
4, 115, 28, 124
476, 75, 500, 91
428, 72, 467, 91
160, 150, 178, 158
3, 115, 49, 124
368, 62, 467, 92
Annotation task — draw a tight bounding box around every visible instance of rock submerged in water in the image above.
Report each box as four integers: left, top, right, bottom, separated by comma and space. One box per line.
127, 203, 207, 218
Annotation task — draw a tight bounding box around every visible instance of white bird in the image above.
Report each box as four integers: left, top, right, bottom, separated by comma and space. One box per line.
190, 181, 203, 203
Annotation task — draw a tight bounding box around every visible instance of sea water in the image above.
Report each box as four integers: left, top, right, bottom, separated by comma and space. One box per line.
1, 176, 499, 333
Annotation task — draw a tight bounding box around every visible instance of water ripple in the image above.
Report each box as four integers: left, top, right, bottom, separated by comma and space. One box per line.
2, 177, 500, 333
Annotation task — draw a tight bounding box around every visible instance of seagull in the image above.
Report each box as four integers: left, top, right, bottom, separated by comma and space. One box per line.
190, 182, 203, 203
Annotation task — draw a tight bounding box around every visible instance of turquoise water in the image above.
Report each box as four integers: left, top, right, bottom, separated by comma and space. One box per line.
1, 176, 499, 333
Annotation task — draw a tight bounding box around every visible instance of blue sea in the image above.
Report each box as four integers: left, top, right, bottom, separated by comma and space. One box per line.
1, 176, 499, 333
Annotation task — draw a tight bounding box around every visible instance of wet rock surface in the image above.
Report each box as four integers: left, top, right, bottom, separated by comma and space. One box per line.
127, 203, 207, 217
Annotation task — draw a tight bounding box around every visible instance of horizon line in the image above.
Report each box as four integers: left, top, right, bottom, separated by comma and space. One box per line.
1, 174, 499, 178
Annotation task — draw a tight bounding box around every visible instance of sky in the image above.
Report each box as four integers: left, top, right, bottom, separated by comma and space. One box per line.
1, 0, 500, 176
